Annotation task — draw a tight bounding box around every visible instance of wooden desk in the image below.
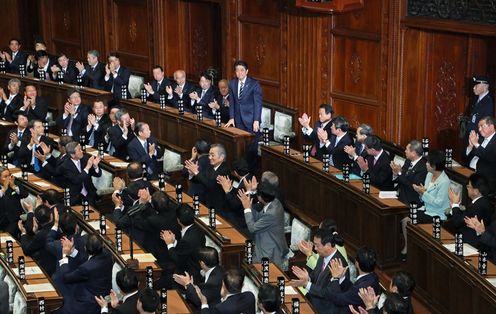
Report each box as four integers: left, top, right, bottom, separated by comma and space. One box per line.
0, 233, 63, 313
120, 98, 254, 165
261, 145, 408, 269
407, 224, 496, 313
243, 262, 316, 313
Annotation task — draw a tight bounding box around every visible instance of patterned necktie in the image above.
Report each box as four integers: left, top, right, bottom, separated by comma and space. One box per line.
33, 144, 40, 172
239, 81, 244, 99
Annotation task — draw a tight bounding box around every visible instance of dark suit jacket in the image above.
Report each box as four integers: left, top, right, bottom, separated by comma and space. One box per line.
350, 143, 368, 176
2, 127, 29, 165
303, 120, 334, 161
20, 215, 56, 276
82, 114, 112, 148
0, 183, 28, 225
6, 50, 27, 74
119, 179, 153, 208
108, 124, 135, 160
31, 60, 55, 80
17, 135, 58, 174
228, 76, 263, 133
141, 205, 180, 259
51, 62, 78, 84
168, 81, 196, 111
20, 96, 48, 121
0, 93, 22, 121
81, 62, 106, 90
192, 86, 218, 118
200, 291, 255, 314
127, 136, 163, 178
213, 94, 231, 124
56, 104, 90, 142
326, 132, 354, 170
396, 158, 428, 206
467, 135, 496, 192
60, 250, 113, 314
184, 266, 224, 311
191, 162, 230, 212
444, 196, 494, 249
105, 66, 131, 100
186, 154, 211, 204
110, 292, 139, 314
479, 223, 496, 262
147, 78, 172, 103
42, 153, 69, 187
309, 272, 381, 314
467, 94, 494, 134
59, 154, 102, 205
366, 151, 394, 191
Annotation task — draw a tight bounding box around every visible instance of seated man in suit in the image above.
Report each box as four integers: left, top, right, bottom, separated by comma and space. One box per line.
344, 123, 374, 175
466, 116, 496, 192
0, 78, 22, 121
76, 50, 106, 90
95, 267, 140, 314
113, 162, 153, 208
2, 111, 29, 166
36, 135, 73, 187
29, 50, 54, 80
190, 71, 218, 118
56, 88, 90, 141
127, 122, 163, 179
174, 246, 224, 311
196, 268, 255, 314
83, 99, 111, 148
144, 65, 171, 103
59, 141, 102, 205
466, 215, 496, 262
238, 181, 288, 268
0, 38, 27, 74
39, 188, 71, 215
319, 116, 354, 170
291, 229, 347, 313
209, 79, 230, 124
107, 108, 136, 160
17, 119, 58, 175
166, 69, 195, 111
445, 173, 494, 249
50, 53, 78, 84
258, 284, 283, 314
19, 85, 48, 121
357, 135, 394, 191
298, 103, 334, 160
156, 204, 206, 289
59, 233, 113, 314
0, 166, 28, 238
184, 139, 211, 204
184, 143, 230, 214
104, 52, 131, 101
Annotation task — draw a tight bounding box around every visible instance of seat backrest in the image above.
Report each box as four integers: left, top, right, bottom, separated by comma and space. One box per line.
92, 169, 114, 195
3, 275, 17, 312
128, 75, 144, 98
111, 262, 124, 299
162, 148, 183, 173
12, 291, 27, 314
261, 107, 272, 130
204, 238, 222, 265
393, 154, 406, 168
290, 218, 311, 251
273, 111, 293, 143
0, 264, 5, 281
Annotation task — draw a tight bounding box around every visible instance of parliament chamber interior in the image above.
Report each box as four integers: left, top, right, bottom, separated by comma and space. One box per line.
0, 0, 496, 313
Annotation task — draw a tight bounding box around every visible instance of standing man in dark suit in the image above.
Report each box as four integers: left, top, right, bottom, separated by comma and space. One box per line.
95, 267, 140, 314
465, 76, 494, 139
319, 116, 354, 170
127, 122, 163, 179
184, 143, 230, 213
156, 205, 206, 289
29, 50, 54, 80
104, 52, 131, 102
0, 78, 22, 121
298, 103, 335, 160
59, 141, 102, 205
59, 233, 113, 314
174, 246, 224, 311
50, 53, 78, 84
225, 60, 262, 169
19, 85, 48, 121
0, 38, 27, 74
83, 100, 111, 148
3, 111, 29, 166
345, 123, 374, 175
76, 50, 106, 90
0, 166, 28, 238
197, 268, 255, 314
466, 116, 496, 192
166, 69, 195, 111
107, 108, 136, 160
56, 88, 90, 142
144, 65, 171, 103
291, 229, 348, 313
357, 136, 394, 191
184, 139, 211, 204
190, 71, 218, 117
209, 79, 230, 124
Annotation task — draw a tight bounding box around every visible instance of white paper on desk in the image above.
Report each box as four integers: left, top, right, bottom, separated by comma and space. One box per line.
198, 216, 222, 226
284, 286, 298, 295
0, 236, 14, 243
486, 277, 496, 287
109, 161, 129, 168
121, 253, 156, 263
23, 283, 55, 293
378, 191, 398, 199
12, 171, 23, 178
87, 221, 109, 230
34, 181, 51, 188
442, 243, 479, 256
14, 266, 44, 276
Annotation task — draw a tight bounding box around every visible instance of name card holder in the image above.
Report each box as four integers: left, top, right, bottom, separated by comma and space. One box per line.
215, 111, 222, 127
178, 100, 184, 115
261, 257, 270, 284
193, 195, 200, 217
454, 233, 463, 257
146, 266, 154, 288
278, 276, 285, 302
175, 184, 182, 204
422, 137, 429, 157
6, 240, 14, 264
362, 172, 370, 194
283, 136, 290, 155
18, 256, 25, 280
100, 214, 106, 235
409, 203, 418, 225
160, 288, 167, 314
38, 297, 46, 314
342, 163, 350, 183
292, 298, 300, 314
245, 240, 253, 264
116, 229, 123, 252
432, 216, 441, 239
159, 95, 167, 110
140, 89, 147, 104
209, 207, 216, 230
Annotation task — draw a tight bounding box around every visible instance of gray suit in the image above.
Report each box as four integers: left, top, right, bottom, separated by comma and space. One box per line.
244, 198, 288, 267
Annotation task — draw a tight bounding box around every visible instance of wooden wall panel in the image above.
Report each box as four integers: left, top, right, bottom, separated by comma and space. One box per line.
0, 0, 24, 50
334, 0, 382, 34
332, 99, 381, 130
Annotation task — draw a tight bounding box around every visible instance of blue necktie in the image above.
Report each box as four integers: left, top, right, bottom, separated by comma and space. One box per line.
33, 144, 40, 172
143, 141, 148, 154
